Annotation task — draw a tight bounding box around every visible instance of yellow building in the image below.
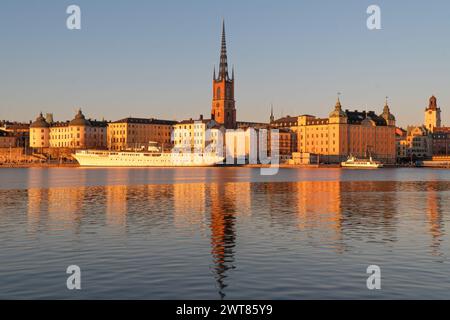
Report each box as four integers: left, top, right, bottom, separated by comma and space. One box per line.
108, 117, 176, 151
296, 98, 397, 164
30, 110, 108, 149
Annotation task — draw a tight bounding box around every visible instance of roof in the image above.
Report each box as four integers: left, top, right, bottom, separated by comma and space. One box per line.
69, 110, 91, 126
113, 117, 177, 125
345, 110, 387, 126
30, 113, 50, 128
0, 129, 14, 137
177, 118, 211, 125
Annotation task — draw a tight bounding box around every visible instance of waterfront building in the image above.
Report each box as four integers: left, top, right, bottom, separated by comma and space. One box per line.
0, 129, 17, 148
424, 95, 442, 133
270, 113, 299, 158
405, 126, 432, 159
432, 128, 450, 156
172, 116, 224, 154
107, 117, 176, 151
211, 21, 237, 129
0, 121, 30, 147
30, 110, 108, 149
296, 97, 397, 164
395, 127, 408, 160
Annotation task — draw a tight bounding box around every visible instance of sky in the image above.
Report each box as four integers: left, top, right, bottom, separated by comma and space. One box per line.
1, 0, 450, 127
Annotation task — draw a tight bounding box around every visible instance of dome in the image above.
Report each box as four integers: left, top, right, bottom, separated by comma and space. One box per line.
69, 109, 91, 126
329, 109, 347, 118
329, 99, 347, 118
381, 103, 396, 121
30, 113, 50, 128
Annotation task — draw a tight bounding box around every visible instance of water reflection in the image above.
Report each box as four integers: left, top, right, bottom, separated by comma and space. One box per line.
425, 182, 445, 259
3, 169, 448, 298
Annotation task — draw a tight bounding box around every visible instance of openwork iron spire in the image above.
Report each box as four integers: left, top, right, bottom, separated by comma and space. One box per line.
218, 20, 229, 80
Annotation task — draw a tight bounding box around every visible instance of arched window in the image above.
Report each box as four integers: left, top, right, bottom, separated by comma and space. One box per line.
216, 87, 221, 100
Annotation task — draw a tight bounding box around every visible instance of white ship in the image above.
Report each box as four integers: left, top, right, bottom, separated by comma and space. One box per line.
341, 155, 383, 169
73, 144, 224, 167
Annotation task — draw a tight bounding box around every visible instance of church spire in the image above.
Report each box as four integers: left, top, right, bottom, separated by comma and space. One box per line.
335, 92, 342, 110
218, 20, 229, 80
270, 104, 275, 123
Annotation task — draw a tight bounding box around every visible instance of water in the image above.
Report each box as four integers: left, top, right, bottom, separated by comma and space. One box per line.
0, 167, 449, 299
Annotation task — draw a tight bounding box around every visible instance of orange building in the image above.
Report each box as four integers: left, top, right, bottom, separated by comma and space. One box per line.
107, 117, 176, 151
297, 98, 397, 164
211, 21, 236, 129
30, 110, 107, 149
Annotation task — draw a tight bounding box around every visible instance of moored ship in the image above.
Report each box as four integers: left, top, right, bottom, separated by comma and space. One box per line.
73, 147, 224, 167
341, 155, 383, 169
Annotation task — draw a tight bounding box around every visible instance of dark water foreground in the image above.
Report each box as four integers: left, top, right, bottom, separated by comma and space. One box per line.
0, 167, 449, 299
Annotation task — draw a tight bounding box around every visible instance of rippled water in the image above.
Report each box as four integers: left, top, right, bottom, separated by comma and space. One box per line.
0, 167, 449, 299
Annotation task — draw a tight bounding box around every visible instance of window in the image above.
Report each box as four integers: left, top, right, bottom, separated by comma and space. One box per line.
217, 87, 221, 100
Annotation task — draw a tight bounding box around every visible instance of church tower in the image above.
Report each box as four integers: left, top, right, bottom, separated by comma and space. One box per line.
212, 21, 236, 129
424, 95, 441, 132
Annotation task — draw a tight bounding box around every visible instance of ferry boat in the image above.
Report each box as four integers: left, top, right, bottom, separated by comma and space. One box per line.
73, 143, 224, 167
341, 155, 383, 169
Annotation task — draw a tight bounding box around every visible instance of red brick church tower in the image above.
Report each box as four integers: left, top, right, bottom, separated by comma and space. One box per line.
212, 21, 236, 129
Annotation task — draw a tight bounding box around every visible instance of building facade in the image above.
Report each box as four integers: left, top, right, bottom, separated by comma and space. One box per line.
296, 98, 397, 164
0, 121, 30, 148
0, 130, 17, 148
270, 114, 299, 157
30, 110, 108, 149
211, 22, 236, 130
432, 128, 450, 156
172, 116, 224, 154
424, 95, 442, 133
405, 126, 432, 159
107, 117, 176, 151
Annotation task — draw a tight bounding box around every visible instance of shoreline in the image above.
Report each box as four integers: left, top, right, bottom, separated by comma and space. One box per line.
0, 163, 448, 169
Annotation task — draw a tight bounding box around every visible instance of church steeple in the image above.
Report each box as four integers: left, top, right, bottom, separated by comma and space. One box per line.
212, 20, 236, 129
218, 20, 229, 81
270, 105, 275, 123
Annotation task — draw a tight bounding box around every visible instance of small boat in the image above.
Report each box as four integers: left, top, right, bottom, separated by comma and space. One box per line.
341, 155, 383, 169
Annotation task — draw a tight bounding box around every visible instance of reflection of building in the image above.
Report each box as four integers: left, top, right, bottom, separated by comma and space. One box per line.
173, 183, 206, 230
106, 185, 128, 227
208, 182, 237, 299
425, 182, 444, 258
296, 181, 343, 248
30, 110, 108, 149
297, 97, 396, 163
108, 117, 176, 151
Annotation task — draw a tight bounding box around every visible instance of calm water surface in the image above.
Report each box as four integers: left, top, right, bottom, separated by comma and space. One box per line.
0, 167, 449, 299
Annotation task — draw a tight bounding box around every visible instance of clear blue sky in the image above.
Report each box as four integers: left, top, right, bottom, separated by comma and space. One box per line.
1, 0, 450, 127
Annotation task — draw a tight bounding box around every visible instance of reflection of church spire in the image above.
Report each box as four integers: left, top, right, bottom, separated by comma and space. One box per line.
209, 184, 237, 299
426, 182, 444, 258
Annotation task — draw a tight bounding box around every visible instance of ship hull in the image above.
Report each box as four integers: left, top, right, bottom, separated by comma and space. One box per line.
73, 150, 224, 167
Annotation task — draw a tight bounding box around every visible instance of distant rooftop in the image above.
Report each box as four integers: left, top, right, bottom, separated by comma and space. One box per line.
113, 117, 177, 125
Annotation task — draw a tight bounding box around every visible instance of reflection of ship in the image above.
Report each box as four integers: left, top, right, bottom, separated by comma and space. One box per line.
73, 143, 224, 167
341, 156, 383, 169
